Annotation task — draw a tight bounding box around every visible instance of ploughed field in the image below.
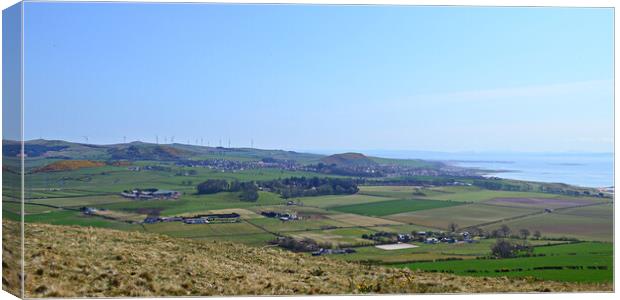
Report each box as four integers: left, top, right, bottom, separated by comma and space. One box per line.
3, 161, 613, 289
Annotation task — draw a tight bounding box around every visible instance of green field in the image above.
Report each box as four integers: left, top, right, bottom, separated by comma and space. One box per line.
144, 221, 266, 238
386, 203, 540, 229
397, 242, 613, 283
331, 199, 464, 217
295, 194, 396, 208
325, 213, 403, 227
95, 191, 285, 216
423, 188, 575, 202
247, 217, 351, 232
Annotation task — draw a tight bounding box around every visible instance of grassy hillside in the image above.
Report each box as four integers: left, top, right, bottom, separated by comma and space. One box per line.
320, 153, 377, 167
2, 220, 610, 297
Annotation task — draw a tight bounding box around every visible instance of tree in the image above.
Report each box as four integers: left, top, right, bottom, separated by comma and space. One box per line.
519, 228, 531, 240
470, 227, 484, 237
239, 182, 259, 202
196, 179, 229, 194
533, 230, 542, 239
499, 225, 511, 238
491, 239, 516, 258
448, 222, 459, 233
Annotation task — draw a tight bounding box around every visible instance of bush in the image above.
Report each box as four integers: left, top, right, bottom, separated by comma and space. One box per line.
491, 239, 516, 258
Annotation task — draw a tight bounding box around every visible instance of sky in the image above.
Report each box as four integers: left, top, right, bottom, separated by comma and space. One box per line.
17, 2, 614, 153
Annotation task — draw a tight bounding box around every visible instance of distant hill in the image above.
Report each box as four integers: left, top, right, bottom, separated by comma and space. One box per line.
1, 220, 606, 297
320, 153, 378, 167
5, 139, 325, 164
107, 142, 194, 161
4, 139, 443, 170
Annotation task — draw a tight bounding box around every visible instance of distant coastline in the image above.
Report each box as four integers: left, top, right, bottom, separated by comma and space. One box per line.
359, 150, 613, 188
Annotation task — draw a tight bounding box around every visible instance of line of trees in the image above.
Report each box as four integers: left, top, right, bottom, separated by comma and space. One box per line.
259, 176, 359, 198
196, 179, 259, 202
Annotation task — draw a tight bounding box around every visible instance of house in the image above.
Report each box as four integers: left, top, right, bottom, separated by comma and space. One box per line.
441, 237, 456, 243
397, 234, 412, 242
143, 216, 161, 224
261, 211, 298, 221
312, 248, 356, 256
80, 207, 97, 215
425, 237, 439, 244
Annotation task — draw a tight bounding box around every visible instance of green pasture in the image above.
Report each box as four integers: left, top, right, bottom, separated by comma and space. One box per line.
397, 242, 613, 283
332, 199, 464, 217
143, 221, 265, 238
97, 191, 285, 216
295, 194, 396, 208
246, 217, 351, 233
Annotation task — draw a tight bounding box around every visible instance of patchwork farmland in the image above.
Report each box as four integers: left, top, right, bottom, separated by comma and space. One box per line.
2, 140, 614, 296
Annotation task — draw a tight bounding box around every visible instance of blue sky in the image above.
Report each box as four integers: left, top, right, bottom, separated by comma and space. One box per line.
20, 2, 613, 152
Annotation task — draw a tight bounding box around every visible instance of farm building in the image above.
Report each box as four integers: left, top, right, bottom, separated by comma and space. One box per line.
183, 218, 209, 224
425, 237, 439, 244
80, 207, 98, 215
142, 213, 240, 225
261, 211, 299, 221
121, 188, 181, 200
311, 248, 356, 256
143, 216, 161, 224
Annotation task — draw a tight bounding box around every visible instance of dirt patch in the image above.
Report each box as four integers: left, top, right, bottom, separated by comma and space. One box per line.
375, 243, 419, 250
297, 213, 327, 220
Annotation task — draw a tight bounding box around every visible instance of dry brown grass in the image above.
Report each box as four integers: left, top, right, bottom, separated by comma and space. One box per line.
2, 220, 22, 297
1, 220, 611, 297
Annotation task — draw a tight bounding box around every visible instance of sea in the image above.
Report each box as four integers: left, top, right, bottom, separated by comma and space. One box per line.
359, 150, 614, 188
